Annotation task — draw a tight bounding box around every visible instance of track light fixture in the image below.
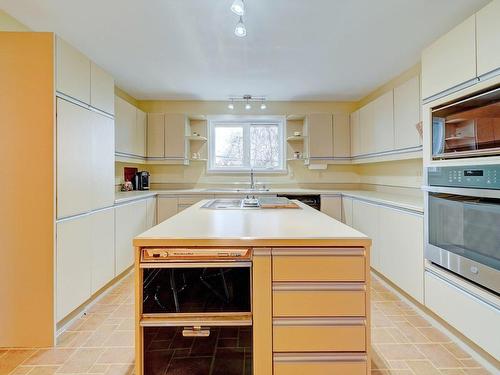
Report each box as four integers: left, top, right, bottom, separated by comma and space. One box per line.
226, 95, 267, 111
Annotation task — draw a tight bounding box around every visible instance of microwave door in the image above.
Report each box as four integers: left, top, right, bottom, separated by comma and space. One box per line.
432, 117, 445, 156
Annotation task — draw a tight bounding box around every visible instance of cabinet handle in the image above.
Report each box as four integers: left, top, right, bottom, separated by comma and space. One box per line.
182, 327, 210, 337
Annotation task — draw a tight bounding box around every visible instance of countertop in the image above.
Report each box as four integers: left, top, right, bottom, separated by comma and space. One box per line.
133, 200, 370, 247
115, 188, 424, 213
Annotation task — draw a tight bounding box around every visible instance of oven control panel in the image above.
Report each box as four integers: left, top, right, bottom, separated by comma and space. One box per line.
141, 248, 252, 262
428, 164, 500, 189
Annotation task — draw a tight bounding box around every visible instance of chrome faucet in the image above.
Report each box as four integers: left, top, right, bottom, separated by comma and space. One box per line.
250, 168, 255, 190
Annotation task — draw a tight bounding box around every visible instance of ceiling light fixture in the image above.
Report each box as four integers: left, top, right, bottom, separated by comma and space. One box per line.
227, 95, 267, 111
231, 0, 245, 16
234, 16, 247, 37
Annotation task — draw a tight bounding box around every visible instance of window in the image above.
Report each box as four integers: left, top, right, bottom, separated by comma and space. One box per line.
208, 116, 285, 172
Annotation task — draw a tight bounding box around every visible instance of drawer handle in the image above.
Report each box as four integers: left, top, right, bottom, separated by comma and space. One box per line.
273, 282, 366, 291
273, 353, 367, 363
182, 327, 210, 337
273, 317, 366, 326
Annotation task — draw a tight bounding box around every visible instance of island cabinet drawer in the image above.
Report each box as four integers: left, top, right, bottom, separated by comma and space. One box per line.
273, 353, 367, 375
273, 318, 366, 352
273, 283, 366, 317
272, 248, 365, 282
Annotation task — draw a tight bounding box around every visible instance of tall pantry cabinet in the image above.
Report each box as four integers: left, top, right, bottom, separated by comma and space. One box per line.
1, 32, 115, 346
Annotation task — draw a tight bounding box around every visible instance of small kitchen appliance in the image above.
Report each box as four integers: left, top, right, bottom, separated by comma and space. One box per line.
134, 171, 150, 190
424, 164, 500, 294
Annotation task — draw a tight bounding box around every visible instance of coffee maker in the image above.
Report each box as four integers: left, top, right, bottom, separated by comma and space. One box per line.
133, 171, 150, 190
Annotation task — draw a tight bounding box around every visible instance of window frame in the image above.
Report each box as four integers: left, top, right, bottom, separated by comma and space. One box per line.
207, 115, 286, 173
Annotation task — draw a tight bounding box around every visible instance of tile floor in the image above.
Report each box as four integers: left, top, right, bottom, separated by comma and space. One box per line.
0, 273, 495, 375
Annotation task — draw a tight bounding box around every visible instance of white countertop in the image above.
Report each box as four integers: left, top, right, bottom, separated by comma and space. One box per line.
134, 200, 370, 247
116, 188, 423, 213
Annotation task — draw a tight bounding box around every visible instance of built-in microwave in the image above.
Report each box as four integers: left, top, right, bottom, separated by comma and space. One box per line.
432, 85, 500, 159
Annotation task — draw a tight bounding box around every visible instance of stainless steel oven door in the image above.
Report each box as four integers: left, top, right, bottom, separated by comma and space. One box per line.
425, 186, 500, 294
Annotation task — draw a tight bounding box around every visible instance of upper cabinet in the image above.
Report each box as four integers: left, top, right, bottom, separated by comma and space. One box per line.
147, 113, 165, 158
422, 0, 500, 101
115, 95, 146, 158
394, 75, 421, 149
165, 113, 189, 160
476, 0, 500, 77
56, 37, 115, 114
350, 75, 422, 163
421, 15, 476, 100
56, 37, 91, 104
306, 113, 334, 158
90, 62, 114, 115
333, 113, 350, 158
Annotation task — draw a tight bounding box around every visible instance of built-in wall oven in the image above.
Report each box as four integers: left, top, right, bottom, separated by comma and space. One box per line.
139, 248, 253, 375
425, 164, 500, 294
431, 85, 500, 159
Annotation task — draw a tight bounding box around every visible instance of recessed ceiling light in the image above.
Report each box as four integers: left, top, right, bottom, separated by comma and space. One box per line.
235, 16, 247, 37
228, 99, 235, 110
260, 102, 267, 110
245, 100, 251, 110
231, 0, 245, 16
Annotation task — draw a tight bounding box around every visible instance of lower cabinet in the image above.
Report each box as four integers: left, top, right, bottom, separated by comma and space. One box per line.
145, 197, 157, 228
320, 195, 342, 221
115, 199, 147, 275
273, 354, 367, 375
342, 197, 353, 226
350, 198, 424, 303
425, 271, 500, 360
157, 196, 178, 223
56, 215, 92, 321
352, 200, 380, 271
90, 208, 115, 294
379, 206, 424, 302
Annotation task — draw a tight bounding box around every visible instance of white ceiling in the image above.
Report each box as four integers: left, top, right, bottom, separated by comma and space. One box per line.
0, 0, 490, 101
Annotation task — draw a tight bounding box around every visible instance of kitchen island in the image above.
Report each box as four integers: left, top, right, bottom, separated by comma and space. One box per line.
133, 200, 371, 375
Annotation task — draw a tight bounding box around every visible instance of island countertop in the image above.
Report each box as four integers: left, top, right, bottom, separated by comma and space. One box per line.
133, 200, 370, 248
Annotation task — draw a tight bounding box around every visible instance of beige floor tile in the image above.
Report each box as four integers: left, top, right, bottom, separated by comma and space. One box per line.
0, 350, 37, 375
418, 327, 453, 343
460, 359, 483, 369
23, 349, 75, 366
394, 321, 430, 343
102, 332, 134, 348
375, 301, 405, 316
386, 327, 411, 344
387, 360, 409, 369
8, 366, 32, 375
415, 344, 464, 369
443, 343, 472, 360
95, 348, 134, 365
372, 328, 397, 344
109, 305, 133, 319
86, 364, 108, 374
405, 315, 432, 328
103, 365, 134, 375
439, 370, 466, 375
462, 369, 494, 375
116, 320, 134, 331
27, 366, 60, 375
406, 360, 442, 374
375, 343, 426, 360
56, 348, 104, 374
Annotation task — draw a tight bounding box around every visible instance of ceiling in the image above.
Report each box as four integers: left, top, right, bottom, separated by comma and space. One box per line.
0, 0, 490, 101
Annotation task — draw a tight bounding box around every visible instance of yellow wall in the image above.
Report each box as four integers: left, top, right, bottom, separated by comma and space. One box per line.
357, 158, 423, 188
0, 10, 30, 31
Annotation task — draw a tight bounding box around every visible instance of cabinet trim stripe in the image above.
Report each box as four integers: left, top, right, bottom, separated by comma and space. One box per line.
273, 353, 367, 363
273, 282, 365, 291
273, 317, 366, 326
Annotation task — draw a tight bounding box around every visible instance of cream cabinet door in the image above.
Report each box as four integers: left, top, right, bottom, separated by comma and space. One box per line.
350, 110, 361, 157
57, 99, 92, 218
378, 206, 424, 303
90, 208, 115, 294
307, 113, 334, 158
373, 90, 394, 153
320, 195, 342, 221
56, 37, 91, 104
342, 196, 353, 226
352, 199, 380, 271
146, 197, 157, 229
157, 196, 178, 223
147, 113, 165, 158
136, 109, 147, 157
165, 113, 187, 159
476, 0, 500, 77
56, 215, 91, 321
421, 15, 477, 99
425, 272, 500, 360
114, 96, 136, 155
115, 200, 147, 275
359, 102, 375, 155
333, 113, 350, 158
394, 76, 421, 149
90, 62, 114, 115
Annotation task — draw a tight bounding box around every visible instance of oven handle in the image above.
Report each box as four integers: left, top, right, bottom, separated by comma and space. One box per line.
140, 261, 252, 269
423, 185, 500, 199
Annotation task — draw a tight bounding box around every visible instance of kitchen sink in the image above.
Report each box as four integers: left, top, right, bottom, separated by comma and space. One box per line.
201, 199, 261, 209
203, 188, 271, 193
